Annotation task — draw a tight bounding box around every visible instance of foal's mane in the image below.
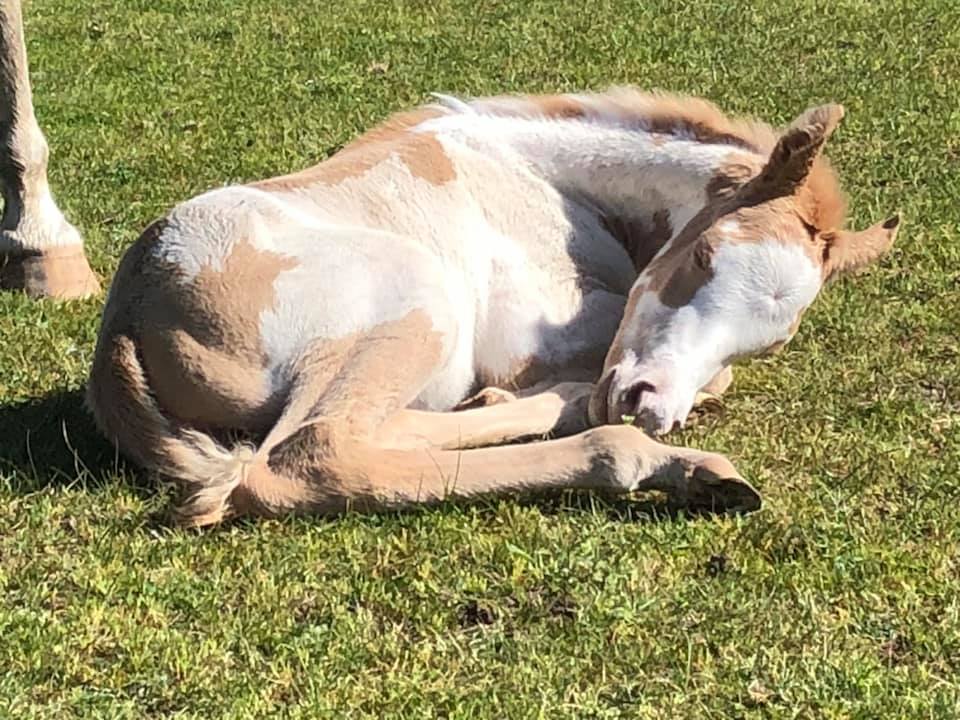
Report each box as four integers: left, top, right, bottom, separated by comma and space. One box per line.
464, 87, 776, 153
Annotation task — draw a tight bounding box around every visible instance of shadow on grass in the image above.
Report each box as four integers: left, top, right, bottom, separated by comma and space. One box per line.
512, 487, 746, 526
0, 388, 149, 496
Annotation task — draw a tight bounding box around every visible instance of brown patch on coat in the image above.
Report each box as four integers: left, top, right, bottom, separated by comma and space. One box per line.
342, 108, 445, 150
144, 238, 297, 364
252, 108, 456, 191
138, 238, 297, 430
599, 208, 674, 272
139, 328, 282, 432
657, 237, 716, 308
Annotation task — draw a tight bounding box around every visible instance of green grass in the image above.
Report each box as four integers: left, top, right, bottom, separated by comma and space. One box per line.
2, 0, 959, 716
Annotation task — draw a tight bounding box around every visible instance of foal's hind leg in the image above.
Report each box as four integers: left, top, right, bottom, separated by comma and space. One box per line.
257, 422, 761, 518
216, 314, 759, 522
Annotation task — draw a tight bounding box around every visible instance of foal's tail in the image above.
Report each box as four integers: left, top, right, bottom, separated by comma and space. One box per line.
86, 333, 316, 527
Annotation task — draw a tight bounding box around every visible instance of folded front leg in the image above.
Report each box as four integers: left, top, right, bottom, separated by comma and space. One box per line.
379, 382, 594, 450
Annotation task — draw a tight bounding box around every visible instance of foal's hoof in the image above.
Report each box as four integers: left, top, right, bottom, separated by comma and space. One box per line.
454, 387, 517, 411
0, 245, 101, 299
680, 457, 762, 514
687, 392, 725, 424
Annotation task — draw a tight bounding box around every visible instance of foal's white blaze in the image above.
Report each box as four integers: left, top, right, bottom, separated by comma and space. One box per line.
613, 239, 823, 434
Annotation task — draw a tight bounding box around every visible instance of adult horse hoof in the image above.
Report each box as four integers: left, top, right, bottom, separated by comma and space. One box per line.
0, 245, 101, 299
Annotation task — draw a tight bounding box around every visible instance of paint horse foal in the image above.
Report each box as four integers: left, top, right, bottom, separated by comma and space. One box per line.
88, 89, 898, 526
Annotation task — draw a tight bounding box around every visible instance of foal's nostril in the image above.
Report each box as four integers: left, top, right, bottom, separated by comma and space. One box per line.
620, 381, 656, 412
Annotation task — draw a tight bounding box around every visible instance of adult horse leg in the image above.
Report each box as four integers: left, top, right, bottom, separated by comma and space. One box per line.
0, 0, 99, 298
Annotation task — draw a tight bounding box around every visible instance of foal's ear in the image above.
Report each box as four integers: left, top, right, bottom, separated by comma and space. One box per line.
752, 104, 845, 197
822, 215, 901, 280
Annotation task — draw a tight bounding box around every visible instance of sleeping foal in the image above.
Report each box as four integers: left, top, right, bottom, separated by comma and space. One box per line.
88, 89, 898, 526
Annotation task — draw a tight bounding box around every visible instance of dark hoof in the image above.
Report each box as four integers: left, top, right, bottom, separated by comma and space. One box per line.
681, 467, 762, 515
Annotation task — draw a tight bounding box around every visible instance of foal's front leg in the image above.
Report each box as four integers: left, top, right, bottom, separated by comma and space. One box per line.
690, 366, 734, 419
448, 368, 734, 442
379, 382, 594, 450
201, 315, 760, 523
454, 367, 601, 411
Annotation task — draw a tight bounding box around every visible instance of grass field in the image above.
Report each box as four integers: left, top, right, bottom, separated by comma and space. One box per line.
1, 0, 959, 716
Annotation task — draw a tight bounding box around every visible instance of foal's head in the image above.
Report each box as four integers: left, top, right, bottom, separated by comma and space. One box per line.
590, 103, 899, 434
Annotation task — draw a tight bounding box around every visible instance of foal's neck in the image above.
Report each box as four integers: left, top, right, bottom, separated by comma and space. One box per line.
464, 115, 763, 268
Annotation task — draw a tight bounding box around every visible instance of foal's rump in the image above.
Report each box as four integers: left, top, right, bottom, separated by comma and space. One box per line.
86, 187, 473, 524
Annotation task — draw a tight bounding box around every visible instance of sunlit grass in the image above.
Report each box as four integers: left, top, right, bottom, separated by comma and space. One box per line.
1, 0, 958, 716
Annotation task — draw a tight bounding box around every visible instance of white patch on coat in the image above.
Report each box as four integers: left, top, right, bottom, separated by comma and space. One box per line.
695, 240, 822, 360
